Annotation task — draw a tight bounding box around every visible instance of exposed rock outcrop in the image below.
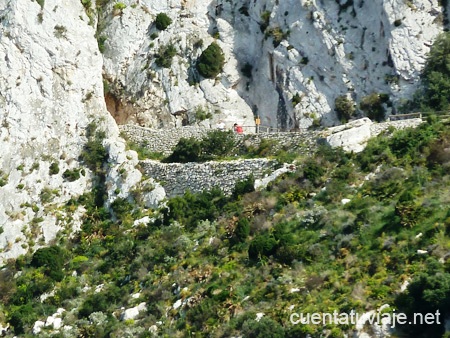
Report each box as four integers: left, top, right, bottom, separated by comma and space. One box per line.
325, 117, 373, 153
0, 0, 142, 264
100, 0, 446, 129
324, 117, 423, 152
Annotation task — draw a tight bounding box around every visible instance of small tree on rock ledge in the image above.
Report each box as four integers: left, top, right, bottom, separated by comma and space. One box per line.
155, 13, 172, 31
196, 42, 225, 79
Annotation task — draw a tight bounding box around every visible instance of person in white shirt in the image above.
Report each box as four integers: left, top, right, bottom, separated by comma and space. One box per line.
216, 121, 225, 130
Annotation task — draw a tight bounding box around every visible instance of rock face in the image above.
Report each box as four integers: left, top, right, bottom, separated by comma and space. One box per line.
0, 0, 141, 264
101, 0, 256, 129
100, 0, 446, 129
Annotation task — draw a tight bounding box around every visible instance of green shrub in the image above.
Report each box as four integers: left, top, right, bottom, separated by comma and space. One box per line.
234, 217, 250, 243
164, 130, 236, 163
164, 137, 201, 163
155, 13, 172, 30
113, 2, 126, 11
260, 11, 271, 32
395, 262, 450, 337
126, 142, 164, 160
185, 298, 219, 331
275, 244, 302, 265
80, 124, 107, 173
362, 167, 405, 200
70, 255, 89, 272
78, 292, 109, 318
31, 246, 65, 281
335, 95, 356, 122
200, 130, 235, 159
97, 35, 107, 53
11, 274, 51, 306
241, 317, 285, 338
197, 42, 225, 79
248, 138, 279, 157
233, 174, 255, 198
194, 106, 212, 121
0, 171, 8, 187
49, 162, 60, 175
248, 233, 278, 260
111, 197, 134, 221
302, 159, 325, 185
292, 92, 301, 106
54, 25, 67, 39
357, 118, 443, 170
40, 187, 57, 203
81, 0, 91, 9
418, 32, 450, 111
63, 168, 81, 181
193, 39, 204, 50
265, 26, 289, 47
155, 44, 176, 68
273, 222, 294, 247
359, 93, 389, 122
8, 304, 38, 334
162, 188, 226, 230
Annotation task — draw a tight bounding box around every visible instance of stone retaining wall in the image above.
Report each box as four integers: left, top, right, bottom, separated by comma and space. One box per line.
123, 118, 423, 197
370, 118, 423, 137
120, 125, 320, 156
119, 119, 423, 156
140, 158, 278, 197
119, 125, 209, 155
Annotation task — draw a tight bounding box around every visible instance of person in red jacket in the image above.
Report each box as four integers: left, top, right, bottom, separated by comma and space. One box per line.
233, 123, 243, 134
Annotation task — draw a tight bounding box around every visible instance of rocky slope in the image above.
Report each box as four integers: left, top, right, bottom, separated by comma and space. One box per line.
0, 0, 447, 263
100, 0, 447, 129
0, 0, 147, 264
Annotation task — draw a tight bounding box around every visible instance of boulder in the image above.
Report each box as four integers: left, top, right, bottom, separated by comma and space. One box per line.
121, 302, 147, 321
324, 118, 373, 153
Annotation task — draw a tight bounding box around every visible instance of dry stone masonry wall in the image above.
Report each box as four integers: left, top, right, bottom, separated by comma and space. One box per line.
120, 124, 319, 155
120, 118, 423, 156
120, 125, 209, 155
122, 118, 423, 197
140, 159, 278, 197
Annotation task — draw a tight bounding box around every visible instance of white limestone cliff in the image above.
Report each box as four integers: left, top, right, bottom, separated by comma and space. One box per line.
0, 0, 149, 264
100, 0, 446, 129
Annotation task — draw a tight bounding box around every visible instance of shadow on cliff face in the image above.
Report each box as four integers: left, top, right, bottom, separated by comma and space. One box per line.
105, 92, 140, 125
275, 83, 292, 131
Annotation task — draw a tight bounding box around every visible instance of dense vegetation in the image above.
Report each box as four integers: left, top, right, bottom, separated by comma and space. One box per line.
1, 116, 450, 337
163, 130, 236, 163
3, 22, 450, 338
403, 32, 450, 113
416, 32, 450, 112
